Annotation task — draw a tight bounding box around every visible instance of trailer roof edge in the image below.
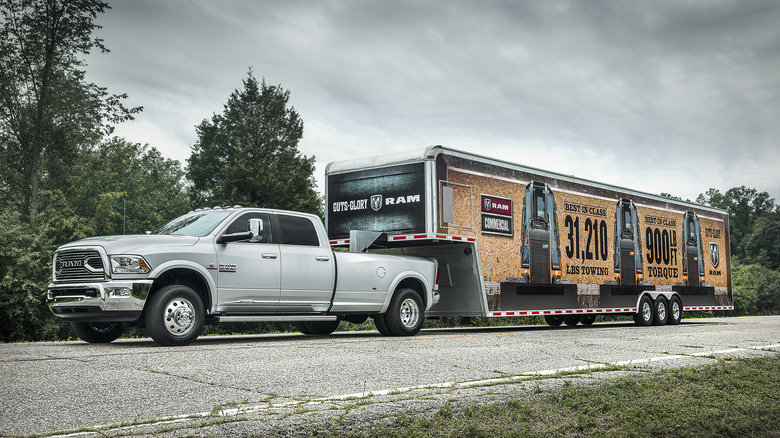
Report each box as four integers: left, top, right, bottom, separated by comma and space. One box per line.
325, 145, 728, 216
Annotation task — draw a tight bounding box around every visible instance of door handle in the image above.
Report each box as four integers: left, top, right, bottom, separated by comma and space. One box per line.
262, 253, 278, 259
316, 256, 330, 261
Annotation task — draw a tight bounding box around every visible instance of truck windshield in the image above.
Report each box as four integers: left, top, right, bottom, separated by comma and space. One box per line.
155, 211, 234, 236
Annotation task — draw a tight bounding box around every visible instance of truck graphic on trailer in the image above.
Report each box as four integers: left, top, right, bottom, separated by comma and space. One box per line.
519, 181, 563, 285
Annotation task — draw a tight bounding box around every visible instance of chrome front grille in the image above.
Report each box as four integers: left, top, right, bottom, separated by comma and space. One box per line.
54, 250, 106, 281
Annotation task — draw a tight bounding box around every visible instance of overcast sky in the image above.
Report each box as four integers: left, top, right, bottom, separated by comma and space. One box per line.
85, 0, 780, 203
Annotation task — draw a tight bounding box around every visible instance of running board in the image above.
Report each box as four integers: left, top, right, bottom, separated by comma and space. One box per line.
214, 315, 338, 323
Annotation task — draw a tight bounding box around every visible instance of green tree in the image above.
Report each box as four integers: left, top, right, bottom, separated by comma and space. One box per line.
731, 260, 780, 315
742, 215, 780, 271
0, 0, 140, 219
39, 137, 190, 245
696, 186, 778, 260
188, 70, 322, 217
0, 209, 69, 342
1, 138, 190, 342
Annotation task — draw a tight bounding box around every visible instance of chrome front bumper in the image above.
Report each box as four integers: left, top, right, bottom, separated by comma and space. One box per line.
47, 280, 153, 322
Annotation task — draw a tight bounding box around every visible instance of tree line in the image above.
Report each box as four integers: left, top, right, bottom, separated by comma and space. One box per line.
1, 1, 777, 342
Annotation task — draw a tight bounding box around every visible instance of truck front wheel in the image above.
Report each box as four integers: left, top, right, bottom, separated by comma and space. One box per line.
382, 288, 424, 336
145, 285, 205, 346
71, 322, 124, 343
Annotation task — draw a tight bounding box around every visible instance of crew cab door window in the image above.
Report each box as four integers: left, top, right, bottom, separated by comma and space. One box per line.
215, 212, 280, 311
277, 214, 335, 312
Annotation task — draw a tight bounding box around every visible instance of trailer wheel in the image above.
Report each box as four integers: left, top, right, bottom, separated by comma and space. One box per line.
653, 297, 669, 326
145, 285, 204, 346
383, 288, 424, 336
580, 315, 597, 326
294, 321, 312, 334
373, 315, 392, 336
633, 295, 654, 326
71, 322, 124, 343
544, 315, 563, 326
668, 296, 683, 325
564, 315, 581, 326
303, 320, 340, 335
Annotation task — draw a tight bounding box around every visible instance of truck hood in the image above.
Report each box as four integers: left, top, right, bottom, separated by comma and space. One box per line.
57, 234, 200, 255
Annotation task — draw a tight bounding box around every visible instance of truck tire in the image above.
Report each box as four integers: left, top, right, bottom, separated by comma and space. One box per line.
653, 297, 669, 326
303, 320, 340, 335
145, 285, 204, 346
71, 322, 124, 343
564, 315, 581, 326
544, 315, 563, 326
294, 321, 312, 334
382, 288, 424, 336
580, 315, 597, 326
668, 296, 683, 325
633, 295, 654, 326
373, 314, 392, 336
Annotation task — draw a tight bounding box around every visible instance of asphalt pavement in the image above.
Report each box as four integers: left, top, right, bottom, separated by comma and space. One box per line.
1, 315, 778, 436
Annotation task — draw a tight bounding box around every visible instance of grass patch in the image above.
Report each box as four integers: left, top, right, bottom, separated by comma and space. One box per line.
317, 353, 780, 437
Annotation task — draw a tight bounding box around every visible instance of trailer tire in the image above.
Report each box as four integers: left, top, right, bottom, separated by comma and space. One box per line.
634, 295, 654, 326
303, 320, 340, 335
580, 315, 597, 326
544, 315, 563, 326
668, 296, 683, 325
145, 285, 204, 346
564, 315, 581, 326
383, 288, 424, 336
71, 322, 124, 343
653, 297, 669, 326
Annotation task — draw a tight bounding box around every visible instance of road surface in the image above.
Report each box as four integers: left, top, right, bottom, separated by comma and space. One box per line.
2, 316, 778, 436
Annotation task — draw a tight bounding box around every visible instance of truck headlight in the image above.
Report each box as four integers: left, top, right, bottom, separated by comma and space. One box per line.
110, 255, 152, 274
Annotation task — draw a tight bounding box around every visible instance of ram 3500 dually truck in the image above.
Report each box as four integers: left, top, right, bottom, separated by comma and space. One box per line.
47, 207, 439, 346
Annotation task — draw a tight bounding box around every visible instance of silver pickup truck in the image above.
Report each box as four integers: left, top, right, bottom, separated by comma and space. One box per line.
47, 207, 439, 346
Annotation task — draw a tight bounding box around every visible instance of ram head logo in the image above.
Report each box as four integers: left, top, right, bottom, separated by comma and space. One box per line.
371, 195, 383, 212
709, 242, 720, 269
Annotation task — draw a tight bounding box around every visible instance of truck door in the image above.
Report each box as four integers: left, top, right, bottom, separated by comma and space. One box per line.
215, 212, 280, 312
276, 214, 336, 313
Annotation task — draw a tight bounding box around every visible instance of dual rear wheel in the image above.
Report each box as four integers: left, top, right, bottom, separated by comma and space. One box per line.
374, 288, 425, 337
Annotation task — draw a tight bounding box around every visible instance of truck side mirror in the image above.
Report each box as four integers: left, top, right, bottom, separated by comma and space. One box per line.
248, 218, 263, 242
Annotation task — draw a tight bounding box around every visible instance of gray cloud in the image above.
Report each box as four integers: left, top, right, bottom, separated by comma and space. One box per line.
86, 0, 780, 201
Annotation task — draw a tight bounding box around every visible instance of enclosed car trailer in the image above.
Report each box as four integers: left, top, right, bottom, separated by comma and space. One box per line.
326, 146, 732, 327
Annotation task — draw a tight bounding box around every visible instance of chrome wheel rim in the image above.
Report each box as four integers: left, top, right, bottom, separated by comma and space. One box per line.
164, 298, 196, 336
657, 301, 666, 321
641, 302, 652, 322
671, 301, 681, 321
399, 298, 420, 329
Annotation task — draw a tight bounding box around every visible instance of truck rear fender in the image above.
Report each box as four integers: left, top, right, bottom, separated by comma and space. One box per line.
148, 261, 215, 313
379, 273, 431, 314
